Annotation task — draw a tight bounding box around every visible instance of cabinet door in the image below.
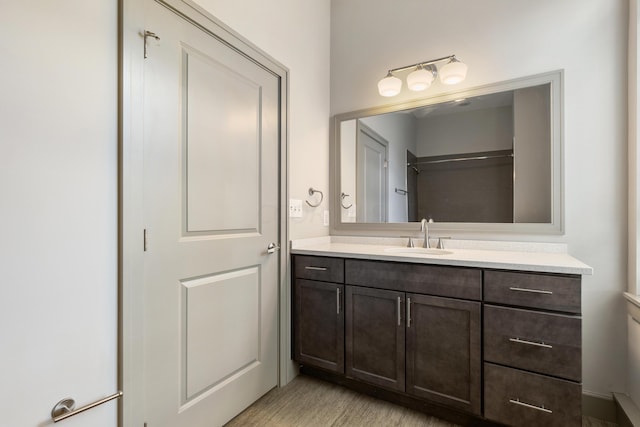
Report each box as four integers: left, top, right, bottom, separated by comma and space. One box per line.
345, 286, 405, 392
294, 279, 344, 373
406, 294, 481, 415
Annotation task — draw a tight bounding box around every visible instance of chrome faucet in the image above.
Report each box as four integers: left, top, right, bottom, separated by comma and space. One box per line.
420, 218, 430, 248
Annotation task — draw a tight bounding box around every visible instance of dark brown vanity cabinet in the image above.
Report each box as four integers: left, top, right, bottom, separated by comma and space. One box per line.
292, 255, 583, 426
294, 255, 483, 416
483, 270, 582, 427
293, 256, 345, 374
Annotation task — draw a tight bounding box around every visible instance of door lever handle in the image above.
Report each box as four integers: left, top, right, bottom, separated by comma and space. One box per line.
52, 391, 122, 423
267, 242, 280, 254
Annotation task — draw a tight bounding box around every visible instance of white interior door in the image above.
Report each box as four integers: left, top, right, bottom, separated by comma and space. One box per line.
356, 121, 388, 222
142, 1, 280, 425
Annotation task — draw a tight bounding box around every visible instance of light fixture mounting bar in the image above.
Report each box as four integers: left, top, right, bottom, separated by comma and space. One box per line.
387, 54, 456, 74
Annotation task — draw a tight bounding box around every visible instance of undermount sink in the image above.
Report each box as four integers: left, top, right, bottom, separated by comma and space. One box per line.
384, 247, 453, 256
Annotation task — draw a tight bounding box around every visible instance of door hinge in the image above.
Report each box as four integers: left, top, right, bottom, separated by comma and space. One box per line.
143, 229, 148, 252
144, 30, 160, 59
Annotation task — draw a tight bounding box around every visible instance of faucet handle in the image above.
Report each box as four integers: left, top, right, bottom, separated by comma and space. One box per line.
437, 237, 451, 249
406, 237, 414, 248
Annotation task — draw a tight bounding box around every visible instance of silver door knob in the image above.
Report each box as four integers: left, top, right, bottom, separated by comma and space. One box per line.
267, 243, 280, 254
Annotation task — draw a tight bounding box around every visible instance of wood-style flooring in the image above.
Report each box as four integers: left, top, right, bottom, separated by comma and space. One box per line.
225, 375, 618, 427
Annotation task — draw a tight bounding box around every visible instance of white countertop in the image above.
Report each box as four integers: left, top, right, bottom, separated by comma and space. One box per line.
291, 236, 593, 275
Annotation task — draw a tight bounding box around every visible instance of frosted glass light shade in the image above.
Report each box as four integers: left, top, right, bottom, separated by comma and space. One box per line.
378, 74, 402, 97
407, 67, 434, 91
439, 59, 468, 85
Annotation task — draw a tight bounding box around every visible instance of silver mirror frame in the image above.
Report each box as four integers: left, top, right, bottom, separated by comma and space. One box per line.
330, 70, 564, 236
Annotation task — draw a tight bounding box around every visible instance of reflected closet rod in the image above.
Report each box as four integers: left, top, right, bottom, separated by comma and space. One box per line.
416, 152, 513, 165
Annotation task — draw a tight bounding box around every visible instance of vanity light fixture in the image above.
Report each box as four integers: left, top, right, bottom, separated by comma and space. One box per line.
377, 72, 402, 97
377, 54, 468, 97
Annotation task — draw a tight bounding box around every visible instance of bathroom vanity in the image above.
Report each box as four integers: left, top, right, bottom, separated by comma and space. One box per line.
291, 238, 591, 427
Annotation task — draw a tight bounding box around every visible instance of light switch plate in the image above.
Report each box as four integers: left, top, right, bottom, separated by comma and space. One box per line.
289, 199, 303, 218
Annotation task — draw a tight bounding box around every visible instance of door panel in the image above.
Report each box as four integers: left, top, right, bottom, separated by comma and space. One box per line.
143, 1, 280, 425
184, 46, 261, 234
0, 2, 118, 426
182, 268, 260, 399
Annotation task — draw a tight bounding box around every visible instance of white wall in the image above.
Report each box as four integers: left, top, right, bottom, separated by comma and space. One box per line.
0, 2, 118, 426
193, 0, 331, 239
331, 0, 628, 399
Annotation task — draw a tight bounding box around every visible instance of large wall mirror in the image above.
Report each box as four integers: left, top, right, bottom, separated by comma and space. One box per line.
331, 70, 563, 235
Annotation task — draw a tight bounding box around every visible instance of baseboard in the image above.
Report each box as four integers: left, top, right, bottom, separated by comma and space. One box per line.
614, 393, 640, 427
582, 392, 616, 422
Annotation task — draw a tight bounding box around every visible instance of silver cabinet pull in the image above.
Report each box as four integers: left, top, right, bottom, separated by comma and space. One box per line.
509, 398, 553, 414
509, 337, 553, 349
407, 297, 412, 328
52, 391, 122, 423
304, 266, 327, 271
336, 288, 341, 314
509, 286, 553, 295
267, 242, 280, 254
397, 297, 402, 326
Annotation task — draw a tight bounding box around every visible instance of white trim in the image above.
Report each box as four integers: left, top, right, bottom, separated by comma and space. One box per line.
625, 292, 640, 323
582, 392, 618, 423
614, 392, 640, 427
629, 0, 640, 296
626, 292, 640, 309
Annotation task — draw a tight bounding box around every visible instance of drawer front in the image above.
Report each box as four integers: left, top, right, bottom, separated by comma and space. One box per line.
294, 255, 344, 283
345, 259, 482, 300
484, 305, 581, 381
484, 363, 581, 427
484, 270, 581, 313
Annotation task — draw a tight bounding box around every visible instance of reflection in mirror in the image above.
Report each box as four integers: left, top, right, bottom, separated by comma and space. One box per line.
334, 71, 562, 234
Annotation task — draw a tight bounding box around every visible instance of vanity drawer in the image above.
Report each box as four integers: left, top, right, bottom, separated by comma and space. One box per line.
484, 270, 581, 313
345, 259, 481, 300
294, 255, 344, 283
484, 305, 581, 381
484, 363, 581, 427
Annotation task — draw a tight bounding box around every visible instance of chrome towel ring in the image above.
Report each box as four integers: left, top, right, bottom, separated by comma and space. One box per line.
340, 192, 353, 209
306, 187, 323, 207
